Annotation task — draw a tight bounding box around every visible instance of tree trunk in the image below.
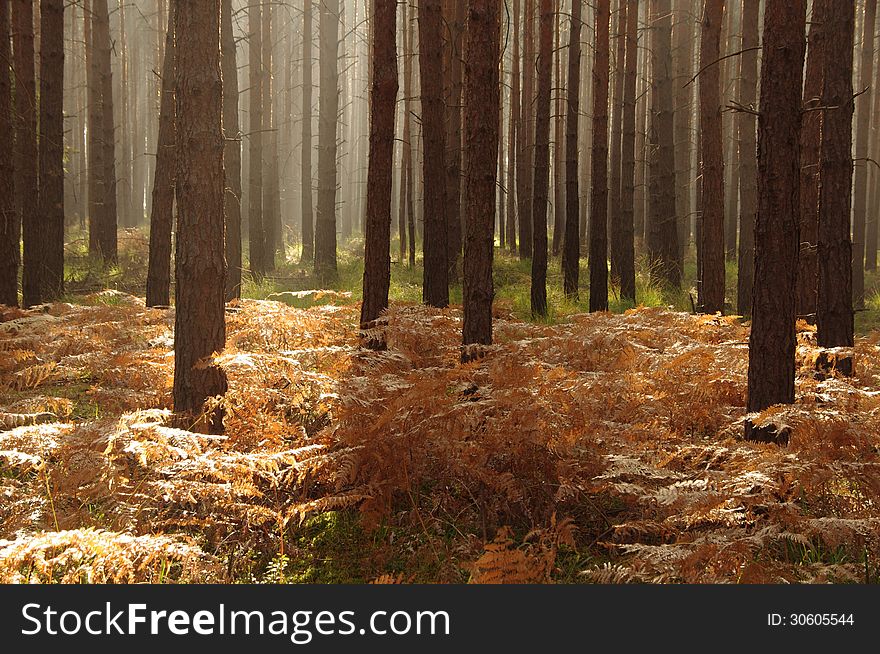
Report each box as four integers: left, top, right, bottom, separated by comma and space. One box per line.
248, 0, 266, 278
403, 2, 416, 267
506, 0, 520, 253
0, 0, 17, 306
551, 0, 565, 257
95, 0, 117, 263
315, 0, 340, 282
796, 3, 825, 321
517, 0, 535, 259
173, 0, 228, 434
562, 0, 583, 298
360, 0, 398, 328
617, 0, 639, 304
867, 5, 880, 272
746, 0, 805, 438
419, 0, 449, 306
261, 1, 281, 265
443, 0, 464, 280
38, 0, 64, 300
852, 0, 877, 309
301, 0, 314, 263
397, 0, 409, 263
587, 0, 611, 311
735, 0, 759, 317
817, 0, 855, 350
647, 0, 679, 287
462, 0, 501, 356
698, 0, 725, 314
146, 0, 177, 308
672, 0, 694, 262
86, 0, 104, 259
609, 0, 627, 289
221, 0, 242, 301
530, 0, 554, 317
13, 0, 40, 307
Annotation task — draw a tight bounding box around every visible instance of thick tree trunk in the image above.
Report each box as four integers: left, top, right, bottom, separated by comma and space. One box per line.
551, 0, 565, 257
796, 4, 825, 321
852, 0, 877, 309
698, 0, 725, 314
517, 0, 535, 259
146, 1, 177, 308
419, 0, 449, 306
647, 0, 679, 287
561, 0, 583, 298
38, 0, 64, 300
173, 0, 228, 433
817, 0, 855, 350
86, 0, 104, 259
746, 0, 805, 438
735, 0, 759, 317
13, 0, 40, 307
617, 0, 639, 304
672, 0, 694, 262
530, 0, 554, 317
588, 0, 611, 311
314, 0, 340, 282
609, 0, 628, 289
360, 0, 398, 328
95, 0, 117, 263
0, 0, 16, 306
247, 1, 266, 278
461, 0, 500, 356
221, 0, 242, 301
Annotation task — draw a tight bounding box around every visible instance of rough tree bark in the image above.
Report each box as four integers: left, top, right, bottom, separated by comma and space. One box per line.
314, 0, 340, 282
618, 0, 639, 303
146, 0, 177, 308
561, 0, 583, 298
39, 0, 65, 301
852, 0, 877, 309
403, 2, 416, 267
736, 0, 758, 317
647, 0, 679, 287
796, 2, 825, 321
609, 0, 628, 288
461, 0, 500, 357
530, 0, 554, 317
443, 0, 465, 280
0, 0, 16, 306
173, 0, 228, 433
698, 0, 725, 314
360, 0, 398, 329
506, 0, 520, 253
222, 0, 242, 301
817, 0, 855, 350
419, 0, 449, 306
517, 0, 535, 259
95, 0, 117, 263
672, 0, 694, 261
13, 0, 40, 307
746, 0, 806, 441
86, 0, 105, 260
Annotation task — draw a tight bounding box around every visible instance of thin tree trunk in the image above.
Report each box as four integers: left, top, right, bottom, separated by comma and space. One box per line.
248, 0, 266, 278
506, 0, 520, 253
817, 0, 855, 350
419, 0, 449, 306
173, 0, 228, 433
314, 0, 340, 282
0, 0, 17, 306
530, 0, 554, 317
746, 0, 805, 439
551, 0, 565, 257
301, 0, 314, 263
698, 0, 725, 313
673, 0, 694, 262
13, 0, 40, 306
517, 0, 535, 259
403, 2, 416, 267
146, 0, 177, 308
609, 0, 628, 288
360, 0, 398, 329
86, 0, 104, 258
462, 0, 501, 356
95, 0, 117, 263
852, 0, 877, 309
222, 0, 242, 301
262, 0, 281, 265
736, 0, 758, 317
562, 0, 583, 298
443, 0, 464, 281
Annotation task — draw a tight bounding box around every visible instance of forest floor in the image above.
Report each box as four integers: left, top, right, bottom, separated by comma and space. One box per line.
2, 230, 880, 583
